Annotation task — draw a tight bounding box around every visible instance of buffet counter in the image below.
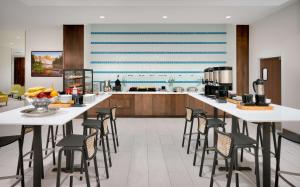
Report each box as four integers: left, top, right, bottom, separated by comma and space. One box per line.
88, 92, 216, 117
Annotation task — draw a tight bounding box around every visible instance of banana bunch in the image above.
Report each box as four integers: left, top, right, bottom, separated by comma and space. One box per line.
24, 87, 46, 97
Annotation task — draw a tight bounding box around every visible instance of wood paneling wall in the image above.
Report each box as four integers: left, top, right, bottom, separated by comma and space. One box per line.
236, 25, 249, 95
63, 25, 84, 69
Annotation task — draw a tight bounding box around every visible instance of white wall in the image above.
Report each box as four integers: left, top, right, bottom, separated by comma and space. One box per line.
85, 24, 236, 92
0, 47, 12, 92
249, 1, 300, 132
25, 26, 63, 91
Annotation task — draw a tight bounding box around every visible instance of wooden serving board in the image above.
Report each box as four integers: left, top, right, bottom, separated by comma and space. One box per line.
227, 98, 241, 104
237, 104, 273, 110
48, 103, 72, 108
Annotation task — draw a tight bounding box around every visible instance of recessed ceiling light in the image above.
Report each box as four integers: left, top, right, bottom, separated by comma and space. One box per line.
16, 36, 21, 39
225, 16, 232, 19
162, 16, 168, 19
99, 16, 105, 19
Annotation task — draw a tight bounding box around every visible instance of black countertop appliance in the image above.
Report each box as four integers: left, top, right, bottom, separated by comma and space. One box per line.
253, 79, 267, 105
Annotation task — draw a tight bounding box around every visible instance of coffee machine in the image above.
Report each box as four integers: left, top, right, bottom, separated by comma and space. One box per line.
216, 66, 233, 102
203, 68, 215, 96
253, 79, 267, 105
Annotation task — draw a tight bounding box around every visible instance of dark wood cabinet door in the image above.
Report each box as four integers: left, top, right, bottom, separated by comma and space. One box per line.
135, 94, 153, 116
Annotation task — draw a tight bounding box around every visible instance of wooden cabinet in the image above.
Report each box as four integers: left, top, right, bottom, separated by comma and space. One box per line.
152, 94, 172, 116
134, 94, 153, 116
88, 97, 110, 117
172, 94, 187, 116
110, 94, 134, 116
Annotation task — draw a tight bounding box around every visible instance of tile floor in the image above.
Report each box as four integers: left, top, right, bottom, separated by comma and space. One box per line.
0, 98, 299, 187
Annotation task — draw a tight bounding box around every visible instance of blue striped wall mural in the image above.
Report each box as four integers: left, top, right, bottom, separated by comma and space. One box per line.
88, 24, 229, 91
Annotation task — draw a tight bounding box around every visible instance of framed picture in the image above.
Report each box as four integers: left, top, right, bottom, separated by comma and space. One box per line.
31, 51, 63, 77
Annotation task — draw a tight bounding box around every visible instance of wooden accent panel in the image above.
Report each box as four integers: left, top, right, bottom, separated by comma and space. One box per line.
134, 94, 153, 116
63, 25, 84, 69
236, 25, 249, 95
14, 57, 25, 86
110, 94, 135, 116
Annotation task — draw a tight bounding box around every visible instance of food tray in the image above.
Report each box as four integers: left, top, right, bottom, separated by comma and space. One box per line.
237, 104, 273, 110
21, 108, 59, 117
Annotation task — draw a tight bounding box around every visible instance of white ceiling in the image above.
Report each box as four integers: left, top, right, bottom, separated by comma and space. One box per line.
0, 0, 297, 29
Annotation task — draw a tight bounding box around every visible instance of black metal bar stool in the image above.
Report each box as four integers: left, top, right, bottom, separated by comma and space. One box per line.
275, 129, 300, 187
182, 107, 206, 154
96, 106, 119, 153
45, 125, 66, 157
0, 135, 25, 187
210, 130, 260, 187
240, 121, 277, 162
193, 113, 226, 175
82, 116, 112, 179
56, 130, 100, 187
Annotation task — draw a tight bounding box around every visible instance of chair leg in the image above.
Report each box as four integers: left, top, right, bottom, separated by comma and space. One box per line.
28, 140, 34, 168
255, 145, 260, 187
199, 135, 208, 177
275, 136, 282, 187
272, 123, 277, 155
226, 152, 235, 187
16, 128, 25, 176
182, 120, 188, 147
106, 134, 112, 167
101, 135, 109, 178
240, 121, 247, 162
193, 131, 200, 166
45, 126, 51, 156
50, 126, 56, 165
94, 155, 101, 187
235, 148, 239, 187
18, 138, 25, 187
83, 153, 91, 187
187, 120, 194, 154
56, 149, 63, 187
209, 150, 218, 187
69, 150, 74, 187
114, 120, 119, 147
110, 119, 117, 153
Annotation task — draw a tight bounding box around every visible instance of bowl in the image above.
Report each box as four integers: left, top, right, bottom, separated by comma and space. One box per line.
59, 94, 73, 103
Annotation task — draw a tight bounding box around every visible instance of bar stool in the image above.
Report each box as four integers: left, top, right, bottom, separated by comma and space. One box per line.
209, 130, 260, 187
56, 131, 100, 187
82, 116, 112, 179
275, 129, 300, 187
16, 125, 58, 177
182, 107, 206, 154
193, 113, 226, 175
240, 121, 277, 162
0, 135, 25, 187
96, 106, 119, 153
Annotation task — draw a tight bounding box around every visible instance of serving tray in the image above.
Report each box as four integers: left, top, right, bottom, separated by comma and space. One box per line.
20, 108, 59, 117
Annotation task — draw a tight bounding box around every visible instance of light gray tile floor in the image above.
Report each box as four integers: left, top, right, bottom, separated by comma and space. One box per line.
0, 99, 299, 187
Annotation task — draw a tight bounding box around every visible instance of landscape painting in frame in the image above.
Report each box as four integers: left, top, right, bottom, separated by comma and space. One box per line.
31, 51, 63, 77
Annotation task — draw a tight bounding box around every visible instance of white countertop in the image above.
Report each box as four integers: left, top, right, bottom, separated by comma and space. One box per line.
188, 93, 300, 123
105, 91, 197, 95
0, 93, 111, 126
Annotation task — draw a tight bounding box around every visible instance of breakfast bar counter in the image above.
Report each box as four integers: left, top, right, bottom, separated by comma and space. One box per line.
88, 92, 217, 117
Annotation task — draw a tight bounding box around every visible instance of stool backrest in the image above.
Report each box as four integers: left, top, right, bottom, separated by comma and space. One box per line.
198, 114, 207, 134
216, 130, 233, 158
185, 107, 193, 121
84, 130, 98, 160
111, 106, 117, 120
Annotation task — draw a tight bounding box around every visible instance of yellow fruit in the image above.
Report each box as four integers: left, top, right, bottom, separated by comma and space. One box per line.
27, 87, 45, 93
50, 90, 59, 97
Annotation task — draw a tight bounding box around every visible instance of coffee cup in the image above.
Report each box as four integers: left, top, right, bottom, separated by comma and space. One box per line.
242, 94, 253, 104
